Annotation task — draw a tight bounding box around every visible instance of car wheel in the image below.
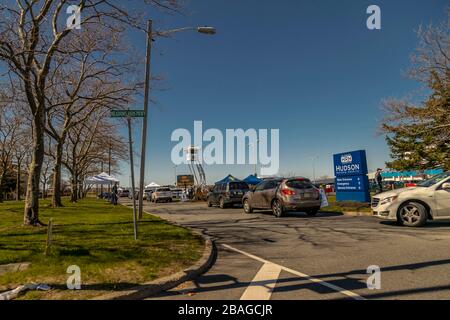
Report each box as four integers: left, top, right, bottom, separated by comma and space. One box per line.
397, 202, 428, 227
207, 198, 213, 207
219, 197, 226, 209
243, 199, 253, 214
306, 208, 319, 217
272, 199, 284, 218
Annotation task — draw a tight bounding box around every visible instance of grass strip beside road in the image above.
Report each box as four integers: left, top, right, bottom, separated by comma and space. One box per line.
320, 195, 372, 213
0, 198, 203, 300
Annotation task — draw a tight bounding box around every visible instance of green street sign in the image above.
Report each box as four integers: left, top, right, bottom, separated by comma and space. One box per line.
110, 110, 146, 118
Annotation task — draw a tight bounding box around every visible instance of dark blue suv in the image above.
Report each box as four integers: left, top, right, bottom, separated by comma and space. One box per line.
207, 181, 250, 209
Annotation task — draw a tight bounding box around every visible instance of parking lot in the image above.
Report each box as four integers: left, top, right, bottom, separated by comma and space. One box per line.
121, 199, 450, 300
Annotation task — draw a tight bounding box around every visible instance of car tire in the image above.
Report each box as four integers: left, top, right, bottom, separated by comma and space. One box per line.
219, 197, 226, 209
397, 202, 428, 227
272, 199, 284, 218
243, 199, 253, 214
207, 198, 213, 207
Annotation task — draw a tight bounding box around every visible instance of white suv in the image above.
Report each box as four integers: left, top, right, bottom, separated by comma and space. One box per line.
151, 188, 173, 203
371, 172, 450, 227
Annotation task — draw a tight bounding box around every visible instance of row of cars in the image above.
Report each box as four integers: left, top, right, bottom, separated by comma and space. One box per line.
118, 187, 184, 203
206, 177, 322, 218
204, 172, 450, 227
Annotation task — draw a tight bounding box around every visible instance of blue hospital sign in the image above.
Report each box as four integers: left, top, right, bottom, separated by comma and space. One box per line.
334, 151, 368, 176
333, 150, 370, 202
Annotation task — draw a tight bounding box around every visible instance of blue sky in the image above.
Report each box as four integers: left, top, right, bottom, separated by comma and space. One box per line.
117, 0, 448, 186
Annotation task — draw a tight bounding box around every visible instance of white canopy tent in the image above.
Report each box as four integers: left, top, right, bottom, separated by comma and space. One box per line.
145, 182, 160, 188
85, 172, 119, 185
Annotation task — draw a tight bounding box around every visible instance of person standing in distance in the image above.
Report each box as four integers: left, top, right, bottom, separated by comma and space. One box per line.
374, 168, 383, 194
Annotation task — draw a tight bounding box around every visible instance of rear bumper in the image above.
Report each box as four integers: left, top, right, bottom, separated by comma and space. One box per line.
283, 200, 321, 211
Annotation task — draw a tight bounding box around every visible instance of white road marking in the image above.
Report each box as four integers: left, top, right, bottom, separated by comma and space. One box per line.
240, 262, 282, 300
222, 244, 365, 300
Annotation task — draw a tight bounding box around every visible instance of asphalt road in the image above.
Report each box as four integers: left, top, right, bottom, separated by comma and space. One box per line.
122, 199, 450, 300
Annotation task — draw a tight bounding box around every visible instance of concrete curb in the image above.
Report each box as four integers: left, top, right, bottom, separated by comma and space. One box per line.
92, 215, 216, 300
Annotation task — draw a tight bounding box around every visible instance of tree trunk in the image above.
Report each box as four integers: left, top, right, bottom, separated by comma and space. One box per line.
16, 160, 21, 201
0, 172, 5, 203
51, 141, 64, 207
23, 114, 45, 226
70, 174, 78, 202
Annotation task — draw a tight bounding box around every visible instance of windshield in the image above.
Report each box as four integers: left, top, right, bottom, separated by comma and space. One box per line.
416, 172, 450, 187
285, 179, 314, 189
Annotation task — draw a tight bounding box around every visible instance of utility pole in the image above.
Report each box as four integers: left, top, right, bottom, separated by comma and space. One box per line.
127, 116, 138, 240
174, 165, 178, 186
138, 20, 153, 220
312, 156, 319, 184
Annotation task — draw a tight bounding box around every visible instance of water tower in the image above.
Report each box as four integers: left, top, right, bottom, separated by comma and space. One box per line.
183, 145, 206, 186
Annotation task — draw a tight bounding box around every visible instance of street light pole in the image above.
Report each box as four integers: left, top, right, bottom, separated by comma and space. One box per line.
137, 21, 215, 220
174, 165, 178, 185
138, 20, 153, 220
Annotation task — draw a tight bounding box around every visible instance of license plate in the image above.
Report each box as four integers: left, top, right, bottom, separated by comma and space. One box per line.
303, 193, 312, 199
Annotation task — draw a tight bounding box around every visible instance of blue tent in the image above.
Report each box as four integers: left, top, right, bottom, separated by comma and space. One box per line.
215, 175, 241, 184
243, 175, 262, 186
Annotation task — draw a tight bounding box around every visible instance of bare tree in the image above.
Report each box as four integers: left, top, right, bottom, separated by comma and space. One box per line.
0, 0, 181, 225
0, 105, 28, 202
45, 26, 137, 207
63, 109, 127, 202
13, 126, 32, 201
40, 155, 53, 199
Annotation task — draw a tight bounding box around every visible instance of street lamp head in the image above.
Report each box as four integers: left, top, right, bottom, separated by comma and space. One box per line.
197, 26, 216, 35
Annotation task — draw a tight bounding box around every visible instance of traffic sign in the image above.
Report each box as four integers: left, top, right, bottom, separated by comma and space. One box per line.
110, 110, 146, 118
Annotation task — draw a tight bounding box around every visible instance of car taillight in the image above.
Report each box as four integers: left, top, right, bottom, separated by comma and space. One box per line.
281, 189, 295, 196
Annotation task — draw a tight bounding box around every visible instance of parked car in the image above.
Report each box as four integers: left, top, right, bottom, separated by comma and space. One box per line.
144, 189, 154, 201
171, 188, 183, 200
207, 181, 250, 208
118, 189, 130, 198
372, 172, 450, 227
242, 177, 321, 218
151, 188, 173, 203
99, 192, 111, 199
128, 190, 141, 200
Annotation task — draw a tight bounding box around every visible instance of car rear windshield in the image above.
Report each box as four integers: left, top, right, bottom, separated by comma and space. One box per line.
157, 188, 171, 192
285, 179, 314, 189
229, 182, 249, 190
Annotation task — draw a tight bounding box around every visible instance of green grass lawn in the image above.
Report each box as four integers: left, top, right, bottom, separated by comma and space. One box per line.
0, 198, 203, 300
320, 195, 372, 213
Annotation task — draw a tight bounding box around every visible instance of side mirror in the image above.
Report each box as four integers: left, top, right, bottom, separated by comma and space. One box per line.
442, 182, 450, 190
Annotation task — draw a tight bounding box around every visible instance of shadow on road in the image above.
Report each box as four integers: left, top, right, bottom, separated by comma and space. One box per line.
379, 220, 450, 228
151, 257, 450, 300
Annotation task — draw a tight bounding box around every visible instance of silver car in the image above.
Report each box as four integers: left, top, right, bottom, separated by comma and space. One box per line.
243, 177, 321, 218
371, 172, 450, 227
151, 187, 173, 203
